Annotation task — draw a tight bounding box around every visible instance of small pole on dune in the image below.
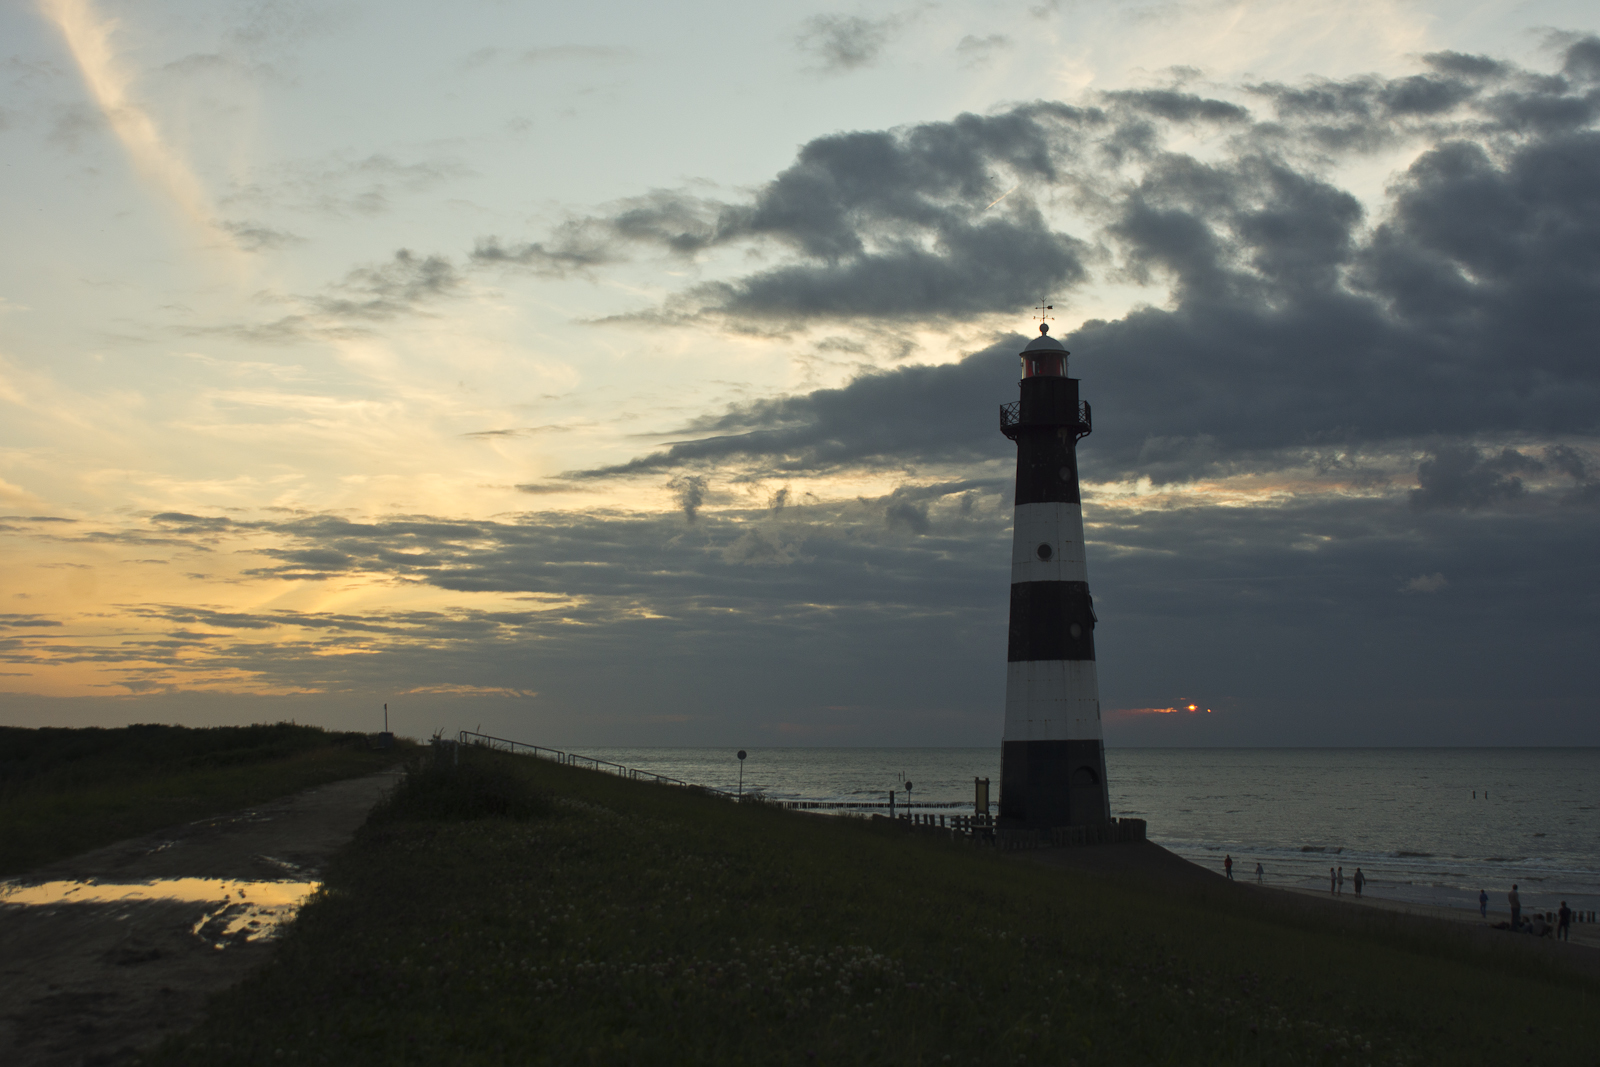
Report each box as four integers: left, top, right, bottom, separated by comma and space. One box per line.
905, 780, 913, 821
737, 750, 746, 798
383, 703, 388, 733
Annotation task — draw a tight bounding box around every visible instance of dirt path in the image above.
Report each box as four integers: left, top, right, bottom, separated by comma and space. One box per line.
0, 766, 403, 1067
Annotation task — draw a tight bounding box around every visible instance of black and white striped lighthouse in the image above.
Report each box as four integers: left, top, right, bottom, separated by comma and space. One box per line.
997, 323, 1110, 829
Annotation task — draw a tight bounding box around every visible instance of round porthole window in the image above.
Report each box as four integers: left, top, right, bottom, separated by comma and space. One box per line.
1070, 623, 1082, 638
1059, 466, 1072, 481
1036, 543, 1053, 561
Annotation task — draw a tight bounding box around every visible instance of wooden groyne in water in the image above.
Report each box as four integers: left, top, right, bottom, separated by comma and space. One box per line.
878, 811, 1148, 849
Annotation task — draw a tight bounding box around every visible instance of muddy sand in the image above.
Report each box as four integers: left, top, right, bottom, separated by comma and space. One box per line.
0, 767, 402, 1067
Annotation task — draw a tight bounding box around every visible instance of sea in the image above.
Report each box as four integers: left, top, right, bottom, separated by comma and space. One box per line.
575, 747, 1599, 916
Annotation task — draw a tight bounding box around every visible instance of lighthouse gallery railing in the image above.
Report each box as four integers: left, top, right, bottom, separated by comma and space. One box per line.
999, 399, 1091, 440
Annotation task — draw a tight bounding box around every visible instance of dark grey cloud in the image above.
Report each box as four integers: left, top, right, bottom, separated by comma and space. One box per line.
669, 475, 709, 522
548, 39, 1600, 487
11, 474, 1595, 743
476, 101, 1120, 321
476, 48, 1599, 329
1409, 445, 1541, 509
565, 340, 1017, 479
796, 14, 905, 72
0, 615, 61, 630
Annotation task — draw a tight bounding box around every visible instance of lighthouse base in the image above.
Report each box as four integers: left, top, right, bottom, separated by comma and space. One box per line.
998, 739, 1109, 829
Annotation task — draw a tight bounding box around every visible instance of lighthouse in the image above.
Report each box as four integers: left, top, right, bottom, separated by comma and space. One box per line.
997, 323, 1110, 829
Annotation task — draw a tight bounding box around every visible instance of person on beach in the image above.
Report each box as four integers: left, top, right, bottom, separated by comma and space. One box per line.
1353, 868, 1364, 897
1225, 854, 1234, 880
1558, 902, 1572, 941
1337, 866, 1344, 895
1508, 885, 1521, 930
1479, 889, 1489, 918
1255, 862, 1264, 883
1330, 867, 1336, 894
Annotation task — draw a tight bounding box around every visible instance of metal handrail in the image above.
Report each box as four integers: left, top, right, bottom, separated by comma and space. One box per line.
999, 399, 1091, 441
455, 731, 737, 798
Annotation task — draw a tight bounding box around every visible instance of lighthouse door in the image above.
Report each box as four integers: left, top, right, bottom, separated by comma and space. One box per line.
1069, 766, 1104, 825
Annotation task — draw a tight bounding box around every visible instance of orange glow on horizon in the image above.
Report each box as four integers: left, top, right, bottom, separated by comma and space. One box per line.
1109, 704, 1216, 719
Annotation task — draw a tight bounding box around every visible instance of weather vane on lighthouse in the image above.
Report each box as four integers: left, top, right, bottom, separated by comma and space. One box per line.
1034, 299, 1054, 323
995, 309, 1109, 829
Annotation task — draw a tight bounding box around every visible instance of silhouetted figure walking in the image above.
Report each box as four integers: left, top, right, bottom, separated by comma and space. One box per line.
1558, 901, 1572, 941
1353, 868, 1364, 897
1509, 884, 1521, 930
1479, 889, 1488, 918
1225, 854, 1234, 880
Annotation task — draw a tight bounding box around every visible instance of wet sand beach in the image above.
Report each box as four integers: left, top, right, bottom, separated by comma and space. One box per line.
0, 766, 403, 1067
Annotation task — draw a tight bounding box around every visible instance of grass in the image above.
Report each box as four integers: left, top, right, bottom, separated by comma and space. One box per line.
0, 722, 412, 876
146, 747, 1598, 1067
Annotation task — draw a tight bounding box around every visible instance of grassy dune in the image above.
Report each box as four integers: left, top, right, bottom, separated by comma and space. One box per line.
148, 747, 1597, 1066
0, 723, 410, 875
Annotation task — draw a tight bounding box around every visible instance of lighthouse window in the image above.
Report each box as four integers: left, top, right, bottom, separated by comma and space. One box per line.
1070, 623, 1082, 638
1035, 543, 1053, 561
1059, 467, 1071, 481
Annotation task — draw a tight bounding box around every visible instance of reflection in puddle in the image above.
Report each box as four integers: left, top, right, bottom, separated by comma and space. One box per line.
0, 878, 320, 948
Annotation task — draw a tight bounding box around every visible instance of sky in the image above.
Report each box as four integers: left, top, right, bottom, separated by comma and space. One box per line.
2, 0, 1598, 747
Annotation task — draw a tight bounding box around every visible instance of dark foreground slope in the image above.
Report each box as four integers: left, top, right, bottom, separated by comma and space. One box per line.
0, 723, 410, 875
147, 749, 1598, 1067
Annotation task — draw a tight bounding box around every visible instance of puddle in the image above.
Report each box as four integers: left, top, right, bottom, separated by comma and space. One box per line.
0, 878, 320, 948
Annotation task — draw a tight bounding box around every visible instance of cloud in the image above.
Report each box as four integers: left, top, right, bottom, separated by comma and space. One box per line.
471, 221, 621, 278
530, 38, 1600, 487
312, 249, 463, 321
521, 45, 632, 64
7, 465, 1598, 742
463, 45, 632, 69
796, 14, 905, 73
0, 614, 63, 630
223, 154, 472, 218
563, 342, 1018, 479
1401, 573, 1448, 593
1409, 446, 1541, 510
669, 474, 709, 522
196, 249, 467, 341
219, 220, 304, 252
399, 684, 538, 698
14, 39, 1600, 744
955, 34, 1010, 68
40, 0, 234, 248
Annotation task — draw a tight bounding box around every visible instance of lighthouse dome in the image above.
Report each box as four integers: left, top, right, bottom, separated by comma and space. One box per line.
1019, 323, 1067, 377
1023, 323, 1067, 352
